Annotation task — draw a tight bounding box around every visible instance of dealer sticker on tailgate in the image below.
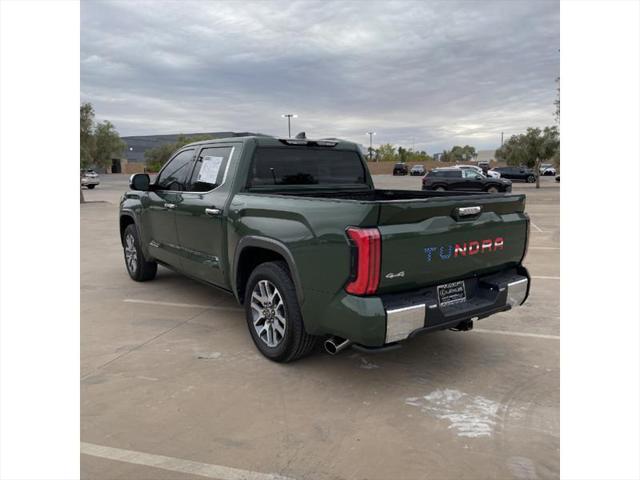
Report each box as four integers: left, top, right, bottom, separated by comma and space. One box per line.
437, 281, 467, 306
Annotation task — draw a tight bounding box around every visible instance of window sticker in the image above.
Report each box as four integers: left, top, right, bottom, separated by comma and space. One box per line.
197, 156, 224, 184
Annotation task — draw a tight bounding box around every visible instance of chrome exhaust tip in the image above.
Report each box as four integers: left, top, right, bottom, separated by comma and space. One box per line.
324, 337, 352, 355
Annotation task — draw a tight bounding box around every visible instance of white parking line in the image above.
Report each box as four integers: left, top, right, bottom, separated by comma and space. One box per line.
473, 329, 559, 340
81, 442, 294, 480
529, 222, 544, 232
123, 299, 242, 311
531, 275, 560, 280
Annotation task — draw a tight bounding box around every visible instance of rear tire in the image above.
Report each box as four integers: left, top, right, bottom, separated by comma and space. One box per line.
87, 184, 96, 189
123, 224, 157, 281
435, 186, 446, 192
244, 261, 317, 362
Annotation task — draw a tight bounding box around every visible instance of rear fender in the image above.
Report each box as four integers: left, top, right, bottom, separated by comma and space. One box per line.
232, 236, 304, 305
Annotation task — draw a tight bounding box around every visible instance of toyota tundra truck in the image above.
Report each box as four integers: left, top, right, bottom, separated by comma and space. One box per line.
120, 135, 530, 362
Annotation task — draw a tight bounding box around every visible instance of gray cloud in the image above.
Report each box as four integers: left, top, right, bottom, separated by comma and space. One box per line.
81, 0, 559, 152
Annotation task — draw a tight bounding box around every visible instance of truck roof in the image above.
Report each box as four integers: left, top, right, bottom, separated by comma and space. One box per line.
182, 135, 361, 151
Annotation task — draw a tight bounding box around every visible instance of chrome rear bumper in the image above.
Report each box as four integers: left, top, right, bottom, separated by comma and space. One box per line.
383, 269, 529, 344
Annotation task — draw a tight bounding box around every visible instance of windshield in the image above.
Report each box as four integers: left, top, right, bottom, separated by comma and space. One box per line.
248, 147, 367, 187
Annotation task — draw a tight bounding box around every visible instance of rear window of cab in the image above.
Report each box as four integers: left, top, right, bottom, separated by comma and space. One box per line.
247, 147, 367, 187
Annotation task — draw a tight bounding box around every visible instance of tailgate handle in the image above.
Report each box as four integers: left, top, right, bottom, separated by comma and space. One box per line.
456, 206, 482, 217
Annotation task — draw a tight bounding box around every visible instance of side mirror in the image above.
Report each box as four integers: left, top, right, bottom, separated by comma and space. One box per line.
476, 175, 483, 180
129, 173, 150, 191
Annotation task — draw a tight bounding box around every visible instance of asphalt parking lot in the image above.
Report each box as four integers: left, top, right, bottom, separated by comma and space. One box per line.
81, 174, 559, 480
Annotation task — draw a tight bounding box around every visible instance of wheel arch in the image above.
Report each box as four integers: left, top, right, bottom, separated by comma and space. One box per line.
233, 236, 304, 306
119, 213, 136, 246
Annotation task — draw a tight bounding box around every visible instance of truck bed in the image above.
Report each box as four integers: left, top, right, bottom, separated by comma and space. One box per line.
238, 188, 528, 294
262, 188, 482, 201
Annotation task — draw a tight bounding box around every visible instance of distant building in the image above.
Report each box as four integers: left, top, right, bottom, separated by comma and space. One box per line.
115, 131, 263, 173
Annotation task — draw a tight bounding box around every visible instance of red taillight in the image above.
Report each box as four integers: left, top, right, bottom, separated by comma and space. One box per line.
345, 227, 381, 295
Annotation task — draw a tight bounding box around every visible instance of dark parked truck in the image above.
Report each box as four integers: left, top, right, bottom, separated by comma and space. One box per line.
120, 135, 530, 362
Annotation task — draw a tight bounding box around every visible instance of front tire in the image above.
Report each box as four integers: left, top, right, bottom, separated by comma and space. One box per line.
87, 184, 96, 189
486, 185, 499, 193
435, 186, 446, 192
527, 175, 535, 183
244, 261, 317, 362
123, 224, 157, 281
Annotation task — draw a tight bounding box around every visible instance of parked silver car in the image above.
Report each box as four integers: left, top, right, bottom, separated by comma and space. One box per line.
81, 169, 100, 189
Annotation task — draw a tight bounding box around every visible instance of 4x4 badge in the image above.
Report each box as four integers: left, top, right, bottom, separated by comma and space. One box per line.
385, 271, 405, 279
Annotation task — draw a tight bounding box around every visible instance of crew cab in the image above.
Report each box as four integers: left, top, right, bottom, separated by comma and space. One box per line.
120, 135, 530, 362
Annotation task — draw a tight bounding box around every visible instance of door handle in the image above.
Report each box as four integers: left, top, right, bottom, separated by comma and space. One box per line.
205, 207, 221, 216
164, 203, 176, 209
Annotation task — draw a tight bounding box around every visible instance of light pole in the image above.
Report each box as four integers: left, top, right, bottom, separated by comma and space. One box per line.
366, 131, 376, 161
281, 114, 298, 138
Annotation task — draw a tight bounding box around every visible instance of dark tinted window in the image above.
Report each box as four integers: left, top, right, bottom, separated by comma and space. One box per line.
248, 147, 366, 187
430, 170, 461, 178
156, 149, 194, 190
187, 146, 233, 192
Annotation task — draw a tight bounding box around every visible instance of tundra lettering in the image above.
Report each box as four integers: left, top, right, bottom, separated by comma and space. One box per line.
120, 134, 530, 362
424, 237, 505, 262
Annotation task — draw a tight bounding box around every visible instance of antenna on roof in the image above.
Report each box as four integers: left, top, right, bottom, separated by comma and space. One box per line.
295, 131, 306, 139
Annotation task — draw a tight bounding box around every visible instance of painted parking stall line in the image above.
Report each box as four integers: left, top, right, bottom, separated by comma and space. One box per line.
124, 298, 242, 311
81, 442, 295, 480
529, 222, 544, 233
473, 329, 559, 340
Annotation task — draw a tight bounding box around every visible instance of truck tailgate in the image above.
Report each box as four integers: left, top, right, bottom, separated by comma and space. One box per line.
376, 194, 528, 293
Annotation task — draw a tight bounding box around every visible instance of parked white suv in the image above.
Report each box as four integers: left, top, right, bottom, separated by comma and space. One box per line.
540, 164, 556, 176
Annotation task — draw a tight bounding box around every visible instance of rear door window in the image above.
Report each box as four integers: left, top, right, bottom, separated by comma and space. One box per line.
248, 147, 366, 187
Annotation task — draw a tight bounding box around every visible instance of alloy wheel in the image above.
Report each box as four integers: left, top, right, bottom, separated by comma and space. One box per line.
250, 280, 286, 347
124, 233, 138, 274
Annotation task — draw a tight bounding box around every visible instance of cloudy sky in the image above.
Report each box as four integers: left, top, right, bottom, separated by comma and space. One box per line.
81, 0, 559, 153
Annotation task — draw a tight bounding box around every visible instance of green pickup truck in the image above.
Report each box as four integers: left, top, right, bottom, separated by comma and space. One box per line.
120, 135, 530, 362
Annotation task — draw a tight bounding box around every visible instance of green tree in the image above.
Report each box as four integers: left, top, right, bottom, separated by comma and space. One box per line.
447, 145, 476, 163
144, 134, 210, 172
375, 143, 397, 163
397, 146, 408, 163
80, 103, 96, 168
94, 120, 126, 171
405, 148, 432, 163
495, 126, 559, 188
80, 103, 97, 203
